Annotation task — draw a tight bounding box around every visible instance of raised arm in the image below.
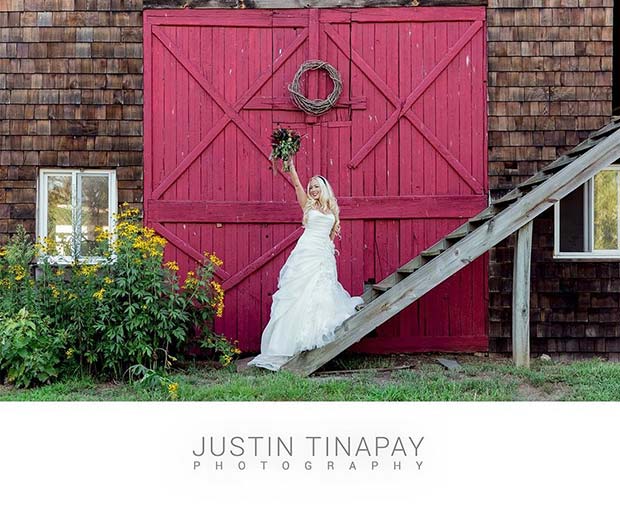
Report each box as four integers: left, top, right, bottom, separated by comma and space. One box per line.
288, 158, 307, 210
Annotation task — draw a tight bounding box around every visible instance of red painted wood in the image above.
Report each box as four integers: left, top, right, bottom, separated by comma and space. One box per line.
351, 7, 486, 23
244, 96, 366, 110
143, 7, 488, 354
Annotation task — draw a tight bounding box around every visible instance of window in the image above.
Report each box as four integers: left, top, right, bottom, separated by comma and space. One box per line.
37, 169, 117, 263
554, 166, 620, 259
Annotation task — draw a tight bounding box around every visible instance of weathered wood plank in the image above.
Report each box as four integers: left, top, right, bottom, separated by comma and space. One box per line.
148, 195, 487, 222
512, 221, 532, 369
143, 16, 154, 223
144, 0, 488, 10
243, 96, 367, 110
222, 228, 304, 291
351, 5, 486, 22
281, 127, 620, 376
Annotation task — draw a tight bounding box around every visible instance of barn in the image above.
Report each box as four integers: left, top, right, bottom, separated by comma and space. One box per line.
0, 0, 618, 370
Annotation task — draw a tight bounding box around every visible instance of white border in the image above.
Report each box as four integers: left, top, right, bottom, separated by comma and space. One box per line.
1, 402, 620, 506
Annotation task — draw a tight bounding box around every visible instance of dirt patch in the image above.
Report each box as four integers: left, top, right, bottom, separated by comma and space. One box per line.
516, 382, 570, 401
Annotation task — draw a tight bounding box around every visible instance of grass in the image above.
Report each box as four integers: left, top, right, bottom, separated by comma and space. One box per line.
2, 354, 620, 401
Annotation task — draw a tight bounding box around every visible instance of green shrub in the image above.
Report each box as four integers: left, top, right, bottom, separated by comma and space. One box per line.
92, 207, 192, 378
0, 225, 37, 315
0, 205, 239, 388
0, 308, 67, 388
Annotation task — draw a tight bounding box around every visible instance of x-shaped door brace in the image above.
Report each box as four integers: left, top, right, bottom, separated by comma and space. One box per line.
150, 25, 308, 200
323, 20, 484, 194
150, 25, 313, 291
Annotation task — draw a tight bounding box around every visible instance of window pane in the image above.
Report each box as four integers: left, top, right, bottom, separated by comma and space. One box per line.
593, 170, 619, 250
559, 185, 585, 252
80, 175, 109, 256
46, 174, 73, 256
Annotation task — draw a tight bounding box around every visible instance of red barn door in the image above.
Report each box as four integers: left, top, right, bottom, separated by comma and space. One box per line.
143, 7, 488, 353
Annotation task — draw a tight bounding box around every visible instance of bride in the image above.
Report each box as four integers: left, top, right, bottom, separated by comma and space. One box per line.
247, 157, 364, 372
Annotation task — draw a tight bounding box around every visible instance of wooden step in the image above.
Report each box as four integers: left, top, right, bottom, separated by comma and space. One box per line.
397, 256, 426, 274
516, 173, 551, 190
371, 269, 410, 294
542, 155, 577, 173
493, 190, 522, 206
372, 280, 394, 292
568, 137, 600, 155
590, 121, 620, 140
420, 239, 449, 258
541, 162, 570, 175
468, 207, 498, 225
445, 225, 471, 242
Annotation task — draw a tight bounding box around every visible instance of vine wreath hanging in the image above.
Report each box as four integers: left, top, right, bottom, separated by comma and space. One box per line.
287, 60, 343, 116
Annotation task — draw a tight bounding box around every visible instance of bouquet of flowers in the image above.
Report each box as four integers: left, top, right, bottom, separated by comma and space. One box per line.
269, 127, 302, 172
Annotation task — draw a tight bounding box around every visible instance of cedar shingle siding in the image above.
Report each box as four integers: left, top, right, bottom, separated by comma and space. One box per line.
0, 0, 143, 243
487, 0, 617, 357
0, 0, 618, 357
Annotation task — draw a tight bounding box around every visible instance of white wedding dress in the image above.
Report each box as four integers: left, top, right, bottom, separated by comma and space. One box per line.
247, 208, 364, 371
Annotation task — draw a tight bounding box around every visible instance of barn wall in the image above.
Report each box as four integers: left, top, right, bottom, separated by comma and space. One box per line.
1, 0, 619, 357
486, 0, 618, 358
0, 0, 143, 244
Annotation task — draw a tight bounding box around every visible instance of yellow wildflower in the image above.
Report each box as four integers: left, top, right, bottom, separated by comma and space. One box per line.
93, 288, 105, 301
66, 348, 74, 359
115, 203, 141, 221
164, 260, 179, 271
209, 280, 225, 317
183, 271, 198, 289
78, 264, 99, 276
103, 276, 113, 285
11, 265, 27, 281
34, 236, 58, 256
168, 382, 179, 400
0, 247, 6, 257
95, 227, 112, 243
205, 251, 224, 267
49, 283, 60, 298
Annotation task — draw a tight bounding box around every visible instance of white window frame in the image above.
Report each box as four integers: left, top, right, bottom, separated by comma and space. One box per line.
554, 164, 620, 260
37, 168, 117, 264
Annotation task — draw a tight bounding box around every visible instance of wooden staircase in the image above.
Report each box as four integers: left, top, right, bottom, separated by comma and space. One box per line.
280, 117, 620, 376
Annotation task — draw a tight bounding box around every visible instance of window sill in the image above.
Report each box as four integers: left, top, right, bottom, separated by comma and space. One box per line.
35, 255, 115, 266
553, 253, 620, 262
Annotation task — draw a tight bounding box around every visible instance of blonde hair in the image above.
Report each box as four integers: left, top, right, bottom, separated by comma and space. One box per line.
302, 175, 341, 239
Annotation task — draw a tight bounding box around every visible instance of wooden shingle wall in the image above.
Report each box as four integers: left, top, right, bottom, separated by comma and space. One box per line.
488, 0, 613, 192
0, 0, 143, 243
487, 0, 618, 357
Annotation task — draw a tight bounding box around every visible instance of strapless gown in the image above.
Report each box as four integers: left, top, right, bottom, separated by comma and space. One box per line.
247, 208, 364, 371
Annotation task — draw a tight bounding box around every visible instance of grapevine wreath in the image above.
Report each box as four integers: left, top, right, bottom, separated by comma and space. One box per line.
287, 60, 343, 116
